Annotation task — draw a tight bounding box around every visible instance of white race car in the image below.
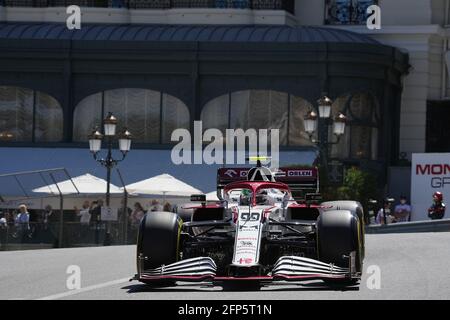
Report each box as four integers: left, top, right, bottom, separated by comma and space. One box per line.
133, 163, 365, 287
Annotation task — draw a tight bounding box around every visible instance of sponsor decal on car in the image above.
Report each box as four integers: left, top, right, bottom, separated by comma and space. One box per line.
238, 258, 253, 265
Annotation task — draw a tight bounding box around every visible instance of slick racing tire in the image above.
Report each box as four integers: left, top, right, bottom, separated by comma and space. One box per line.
321, 200, 365, 260
317, 209, 363, 286
137, 211, 182, 285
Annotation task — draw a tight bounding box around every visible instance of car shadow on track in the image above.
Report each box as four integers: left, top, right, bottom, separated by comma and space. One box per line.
122, 281, 360, 294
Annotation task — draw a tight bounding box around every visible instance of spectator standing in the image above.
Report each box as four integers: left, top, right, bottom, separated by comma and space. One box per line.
76, 201, 92, 225
393, 196, 412, 222
118, 199, 132, 224
89, 200, 103, 245
75, 201, 92, 240
0, 212, 7, 249
43, 205, 60, 246
89, 199, 103, 224
118, 199, 132, 242
149, 199, 163, 212
130, 202, 145, 228
375, 200, 393, 225
45, 205, 58, 224
41, 205, 53, 230
428, 191, 446, 220
0, 212, 7, 228
163, 202, 172, 212
15, 204, 30, 243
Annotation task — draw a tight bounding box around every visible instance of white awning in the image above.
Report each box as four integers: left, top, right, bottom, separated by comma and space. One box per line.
124, 173, 202, 197
32, 173, 123, 195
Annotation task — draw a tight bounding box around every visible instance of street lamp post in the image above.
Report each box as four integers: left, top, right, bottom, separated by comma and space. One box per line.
304, 95, 347, 184
88, 113, 132, 246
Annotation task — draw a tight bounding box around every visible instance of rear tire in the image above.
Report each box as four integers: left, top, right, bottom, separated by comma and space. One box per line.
317, 209, 362, 286
136, 211, 182, 286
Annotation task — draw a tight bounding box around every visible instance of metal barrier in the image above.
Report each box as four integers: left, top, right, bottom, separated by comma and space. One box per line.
365, 218, 450, 234
0, 221, 138, 251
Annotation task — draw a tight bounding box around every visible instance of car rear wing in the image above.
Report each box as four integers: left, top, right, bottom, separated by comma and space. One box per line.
217, 167, 319, 201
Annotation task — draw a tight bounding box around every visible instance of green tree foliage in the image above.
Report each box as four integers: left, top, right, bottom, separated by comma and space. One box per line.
335, 167, 378, 207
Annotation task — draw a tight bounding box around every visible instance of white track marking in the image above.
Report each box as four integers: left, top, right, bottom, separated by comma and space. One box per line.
35, 277, 130, 300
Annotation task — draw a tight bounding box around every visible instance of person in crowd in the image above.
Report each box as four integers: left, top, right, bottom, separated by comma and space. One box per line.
42, 205, 60, 246
118, 199, 132, 224
89, 199, 103, 224
15, 204, 30, 242
130, 202, 145, 228
393, 195, 412, 223
149, 199, 163, 212
163, 202, 172, 212
375, 200, 393, 225
0, 212, 7, 228
88, 200, 104, 245
3, 211, 12, 225
45, 205, 60, 225
118, 199, 132, 242
74, 201, 92, 240
0, 212, 7, 249
428, 191, 446, 220
75, 201, 92, 225
41, 205, 53, 229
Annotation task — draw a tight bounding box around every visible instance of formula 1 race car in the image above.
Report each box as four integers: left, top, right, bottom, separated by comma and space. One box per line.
133, 161, 365, 287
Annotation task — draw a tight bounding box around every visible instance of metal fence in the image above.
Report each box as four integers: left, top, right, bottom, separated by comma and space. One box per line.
0, 221, 138, 250
2, 0, 295, 13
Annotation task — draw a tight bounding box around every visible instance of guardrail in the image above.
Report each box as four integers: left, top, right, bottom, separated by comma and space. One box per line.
365, 219, 450, 234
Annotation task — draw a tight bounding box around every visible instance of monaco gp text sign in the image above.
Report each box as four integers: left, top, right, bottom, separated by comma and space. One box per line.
411, 153, 450, 221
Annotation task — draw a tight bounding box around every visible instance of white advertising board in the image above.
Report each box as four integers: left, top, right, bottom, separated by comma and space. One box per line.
100, 206, 118, 221
411, 153, 450, 221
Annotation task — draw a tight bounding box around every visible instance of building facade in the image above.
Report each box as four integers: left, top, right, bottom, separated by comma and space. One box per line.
0, 0, 444, 194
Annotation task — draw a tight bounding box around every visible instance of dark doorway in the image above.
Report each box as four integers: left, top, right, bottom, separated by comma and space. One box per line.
426, 100, 450, 152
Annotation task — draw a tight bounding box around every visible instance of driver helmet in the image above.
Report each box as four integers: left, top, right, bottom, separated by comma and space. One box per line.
239, 189, 251, 205
433, 191, 443, 202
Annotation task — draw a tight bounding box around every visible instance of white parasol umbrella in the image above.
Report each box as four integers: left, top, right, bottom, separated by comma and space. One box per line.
32, 173, 123, 195
124, 174, 202, 200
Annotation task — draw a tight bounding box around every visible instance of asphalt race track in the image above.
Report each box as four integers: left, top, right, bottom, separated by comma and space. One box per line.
1, 232, 450, 300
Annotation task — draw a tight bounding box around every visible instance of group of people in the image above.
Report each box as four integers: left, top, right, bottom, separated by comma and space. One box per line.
71, 198, 173, 229
374, 196, 411, 225
0, 204, 41, 244
374, 192, 446, 225
127, 200, 173, 228
0, 198, 174, 246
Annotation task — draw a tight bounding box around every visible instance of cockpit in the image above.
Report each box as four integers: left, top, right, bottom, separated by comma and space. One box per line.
225, 185, 293, 207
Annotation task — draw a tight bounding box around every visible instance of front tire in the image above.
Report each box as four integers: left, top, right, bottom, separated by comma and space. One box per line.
321, 201, 365, 260
136, 211, 182, 285
317, 209, 362, 286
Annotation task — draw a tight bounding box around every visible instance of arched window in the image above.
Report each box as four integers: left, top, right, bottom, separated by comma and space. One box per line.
0, 86, 63, 142
288, 95, 316, 147
330, 92, 380, 160
201, 90, 314, 147
73, 88, 189, 144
